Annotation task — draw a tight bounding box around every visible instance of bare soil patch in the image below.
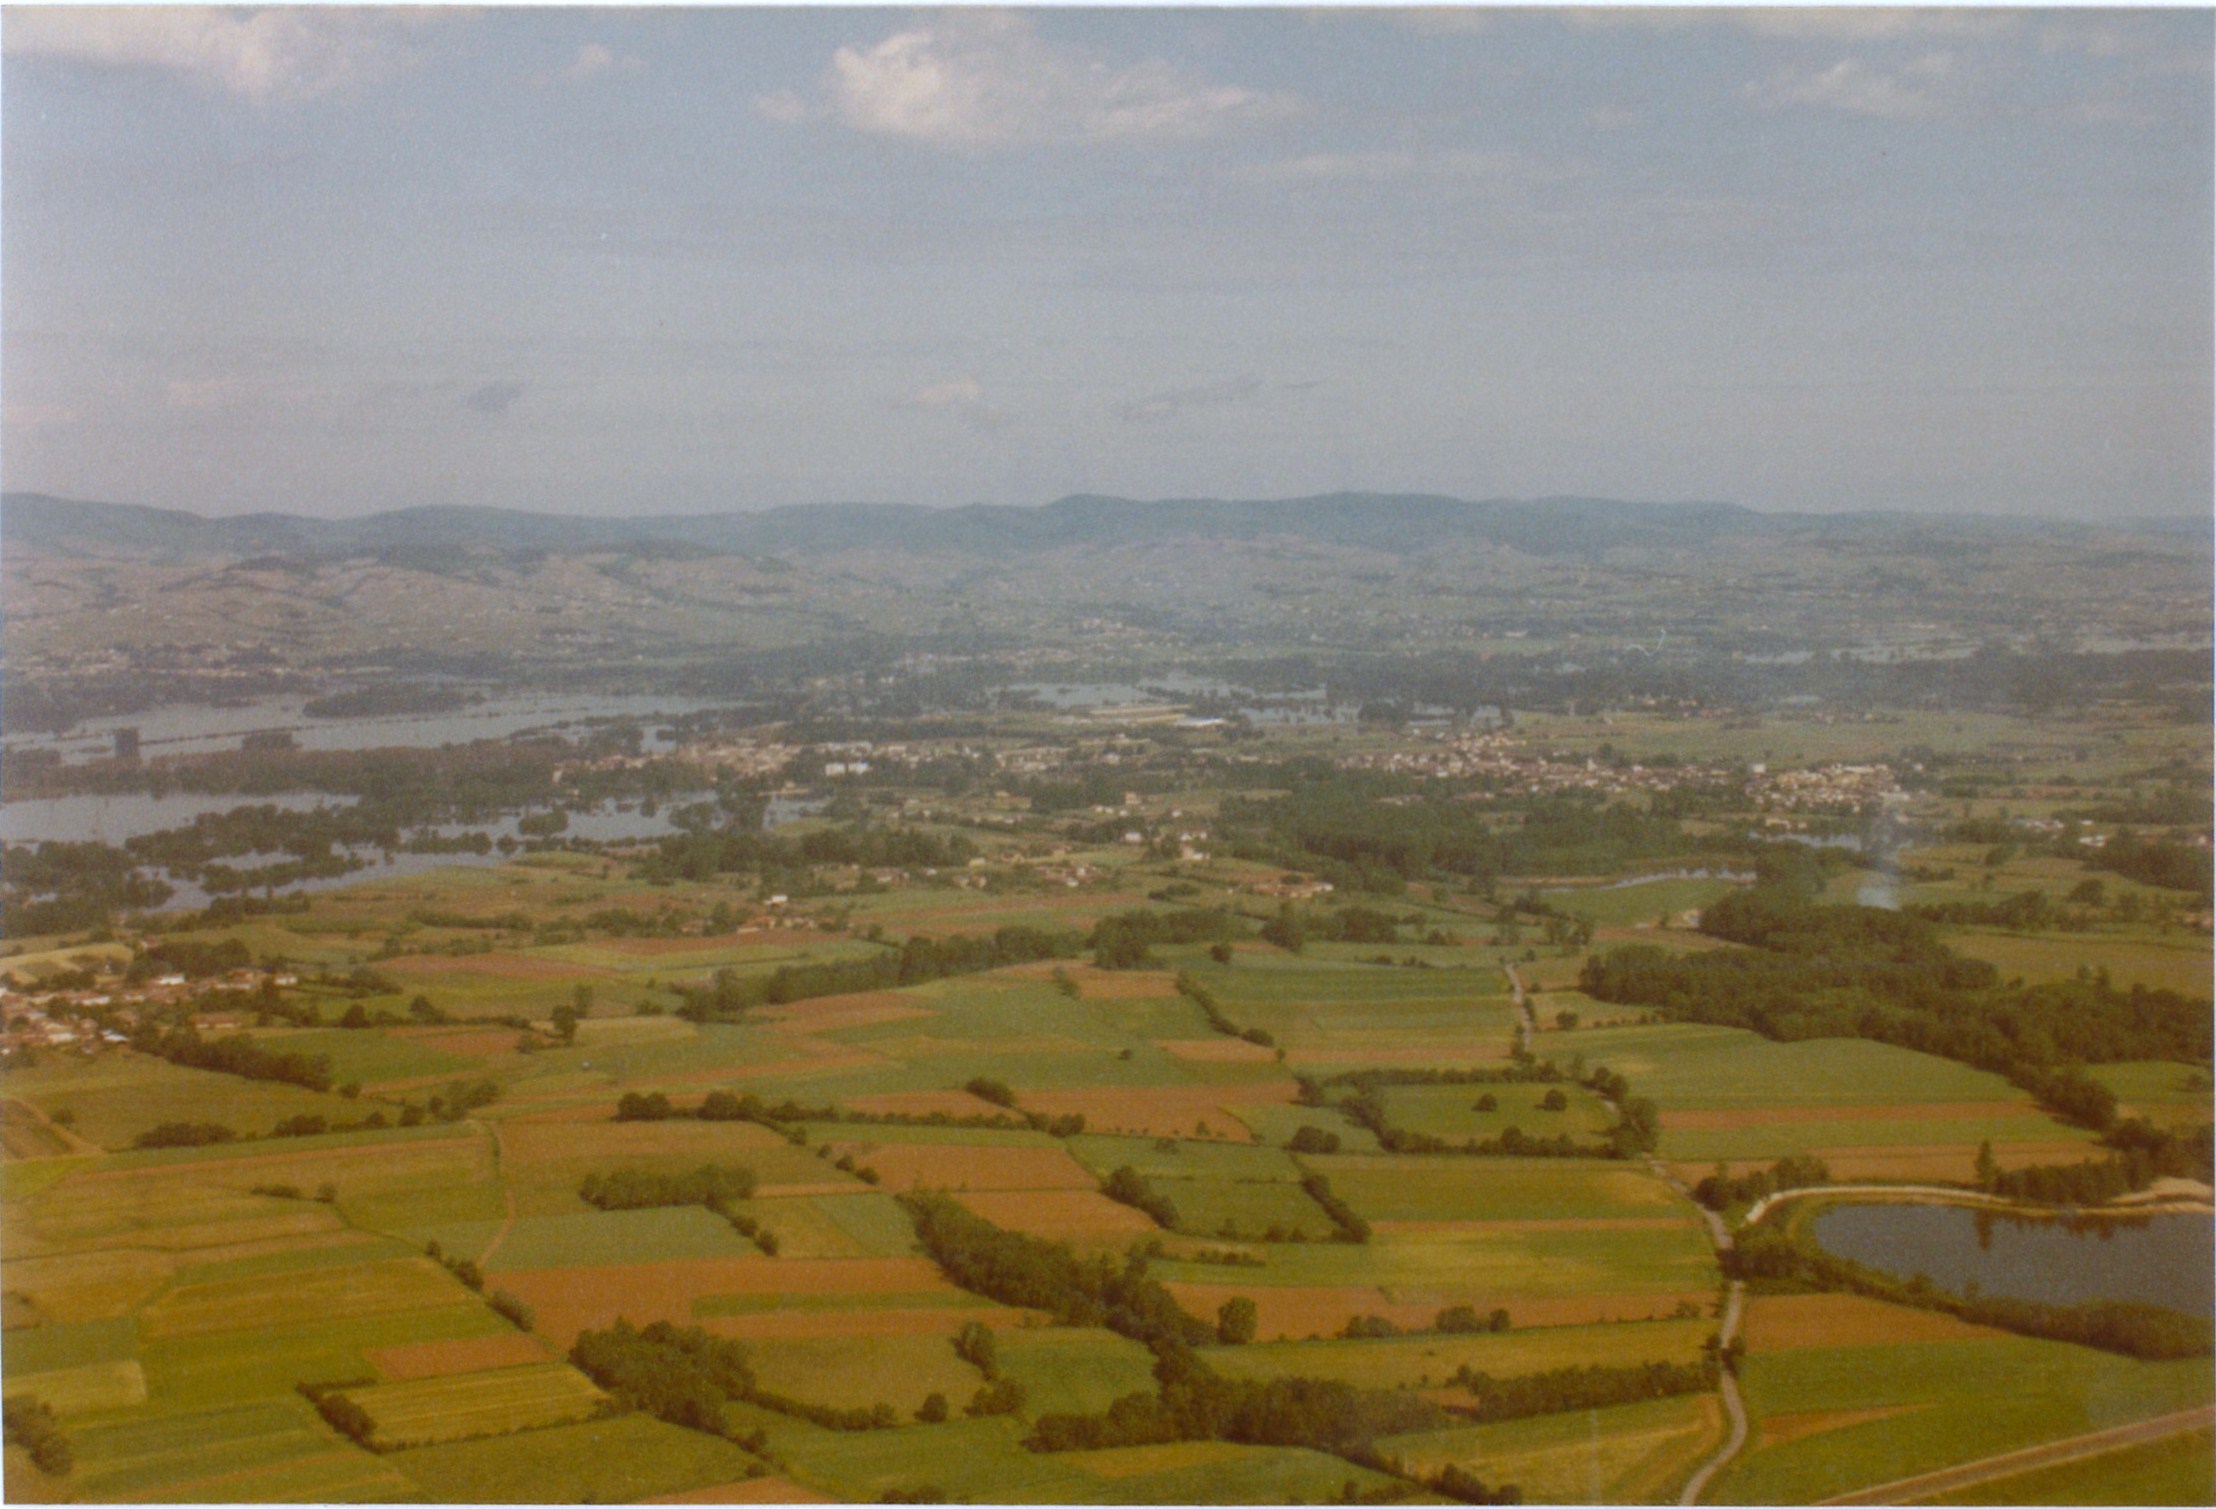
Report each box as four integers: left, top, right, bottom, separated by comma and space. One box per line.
703, 1305, 1034, 1342
827, 1140, 1095, 1193
1755, 1404, 1924, 1449
1020, 1083, 1297, 1143
498, 1256, 952, 1347
1740, 1294, 2006, 1352
367, 1332, 554, 1381
1155, 1038, 1280, 1064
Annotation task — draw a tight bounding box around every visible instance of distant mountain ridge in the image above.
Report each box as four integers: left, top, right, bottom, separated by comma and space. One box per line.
2, 490, 2202, 564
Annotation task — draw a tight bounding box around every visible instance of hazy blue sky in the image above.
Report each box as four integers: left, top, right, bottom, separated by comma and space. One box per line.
4, 6, 2209, 518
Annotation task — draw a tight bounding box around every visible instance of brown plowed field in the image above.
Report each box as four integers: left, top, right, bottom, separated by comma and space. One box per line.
954, 1189, 1160, 1241
1371, 1217, 1691, 1236
839, 1091, 1010, 1119
401, 1029, 530, 1060
1283, 1044, 1514, 1067
1155, 1038, 1280, 1064
498, 1119, 787, 1164
1755, 1404, 1923, 1449
367, 1332, 554, 1380
383, 955, 620, 982
647, 1476, 833, 1503
497, 1256, 953, 1347
758, 993, 936, 1033
703, 1304, 1034, 1341
1739, 1294, 2007, 1352
825, 1140, 1096, 1193
1019, 1083, 1298, 1142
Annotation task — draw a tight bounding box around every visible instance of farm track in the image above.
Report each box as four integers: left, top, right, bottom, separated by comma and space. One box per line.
1741, 1182, 2216, 1227
1812, 1404, 2216, 1505
1645, 1156, 1743, 1506
475, 1120, 518, 1268
1506, 965, 1533, 1055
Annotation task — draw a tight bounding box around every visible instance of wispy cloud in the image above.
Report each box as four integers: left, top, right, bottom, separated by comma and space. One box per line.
1747, 53, 1959, 118
463, 381, 527, 417
1117, 375, 1263, 425
1, 402, 79, 432
901, 377, 1007, 430
1240, 148, 1579, 188
766, 12, 1296, 149
2, 6, 447, 104
1572, 9, 2015, 43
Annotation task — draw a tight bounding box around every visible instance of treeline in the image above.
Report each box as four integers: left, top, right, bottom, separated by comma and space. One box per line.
674, 924, 1081, 1021
1452, 1359, 1716, 1422
1694, 1155, 1829, 1211
572, 1318, 897, 1437
1176, 973, 1276, 1049
1101, 1166, 1179, 1229
1580, 883, 2211, 1133
1091, 908, 1246, 970
903, 1193, 1214, 1347
579, 1165, 758, 1211
2085, 833, 2214, 900
1729, 1222, 2212, 1361
578, 1162, 779, 1255
1315, 1065, 1658, 1162
1218, 774, 1716, 892
132, 1024, 332, 1092
3, 1395, 73, 1476
2, 839, 173, 934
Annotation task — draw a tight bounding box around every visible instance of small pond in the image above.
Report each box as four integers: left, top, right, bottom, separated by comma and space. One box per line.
1809, 1202, 2215, 1319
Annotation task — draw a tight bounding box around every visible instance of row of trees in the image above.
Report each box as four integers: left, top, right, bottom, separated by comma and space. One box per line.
673, 924, 1083, 1021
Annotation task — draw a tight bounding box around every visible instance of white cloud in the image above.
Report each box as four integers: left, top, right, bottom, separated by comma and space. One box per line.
3, 6, 444, 103
562, 42, 639, 86
1747, 52, 1959, 118
788, 13, 1295, 149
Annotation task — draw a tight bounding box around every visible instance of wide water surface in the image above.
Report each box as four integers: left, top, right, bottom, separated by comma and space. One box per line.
1810, 1202, 2214, 1318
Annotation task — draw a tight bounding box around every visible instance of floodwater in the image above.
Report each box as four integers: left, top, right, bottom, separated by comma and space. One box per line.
4, 692, 733, 765
1809, 1203, 2215, 1319
0, 791, 354, 845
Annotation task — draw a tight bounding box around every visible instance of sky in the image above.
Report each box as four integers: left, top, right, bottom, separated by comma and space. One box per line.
3, 5, 2210, 520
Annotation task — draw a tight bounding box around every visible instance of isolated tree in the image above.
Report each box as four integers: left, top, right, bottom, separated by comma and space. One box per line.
1217, 1296, 1258, 1346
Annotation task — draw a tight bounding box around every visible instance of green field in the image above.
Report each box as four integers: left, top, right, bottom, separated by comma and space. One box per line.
1380, 1392, 1720, 1504
1303, 1155, 1689, 1224
343, 1364, 607, 1448
1718, 1338, 2216, 1504
1918, 1427, 2216, 1505
1207, 1317, 1713, 1390
388, 1413, 766, 1501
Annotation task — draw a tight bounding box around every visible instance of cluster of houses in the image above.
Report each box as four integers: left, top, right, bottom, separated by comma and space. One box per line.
1746, 762, 1908, 813
1338, 733, 1738, 796
0, 964, 293, 1057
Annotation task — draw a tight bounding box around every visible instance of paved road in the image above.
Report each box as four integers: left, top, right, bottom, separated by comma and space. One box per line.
1813, 1404, 2216, 1505
1678, 1281, 1747, 1506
